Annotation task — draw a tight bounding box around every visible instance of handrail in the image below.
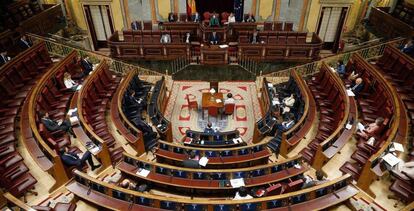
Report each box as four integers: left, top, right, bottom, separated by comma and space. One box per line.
77, 60, 113, 168
352, 53, 400, 195
3, 192, 36, 211
72, 168, 353, 205
262, 37, 405, 78
123, 151, 302, 173
28, 50, 78, 192
25, 33, 164, 76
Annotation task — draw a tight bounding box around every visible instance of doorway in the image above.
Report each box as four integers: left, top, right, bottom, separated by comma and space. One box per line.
196, 0, 235, 19
83, 5, 114, 50
317, 7, 348, 52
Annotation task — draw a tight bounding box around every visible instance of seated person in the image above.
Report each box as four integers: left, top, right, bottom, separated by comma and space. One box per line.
209, 14, 220, 27
350, 77, 364, 97
59, 146, 101, 170
120, 178, 137, 190
226, 13, 236, 24
357, 117, 385, 139
18, 35, 32, 50
400, 38, 414, 54
234, 186, 253, 200
224, 93, 235, 105
250, 31, 260, 44
79, 56, 93, 77
276, 113, 295, 132
0, 50, 11, 66
131, 21, 140, 30
40, 111, 76, 138
244, 13, 256, 22
283, 94, 295, 107
168, 12, 176, 22
209, 31, 220, 45
184, 32, 191, 44
125, 90, 146, 109
63, 72, 79, 91
192, 12, 200, 22
204, 122, 215, 134
160, 33, 171, 44
302, 170, 327, 189
183, 151, 200, 168
336, 60, 345, 78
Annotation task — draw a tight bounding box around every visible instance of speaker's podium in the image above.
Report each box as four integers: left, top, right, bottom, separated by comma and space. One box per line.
200, 44, 228, 65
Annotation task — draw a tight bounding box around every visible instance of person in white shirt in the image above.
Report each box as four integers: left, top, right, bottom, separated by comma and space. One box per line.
63, 72, 79, 91
226, 13, 236, 24
234, 186, 253, 200
224, 93, 235, 105
283, 94, 295, 107
185, 33, 191, 44
0, 51, 11, 66
160, 33, 171, 44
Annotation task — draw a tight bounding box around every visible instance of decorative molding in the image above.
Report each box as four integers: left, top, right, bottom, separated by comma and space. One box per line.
319, 0, 354, 4
80, 0, 113, 3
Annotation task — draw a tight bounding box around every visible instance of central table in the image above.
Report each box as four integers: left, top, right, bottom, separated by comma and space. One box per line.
201, 92, 224, 119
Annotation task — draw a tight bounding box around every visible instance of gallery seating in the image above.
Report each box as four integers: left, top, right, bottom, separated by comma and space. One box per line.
67, 168, 358, 210
368, 6, 414, 38
339, 53, 405, 195
155, 139, 271, 168
78, 60, 124, 166
148, 77, 173, 143
301, 63, 356, 170
119, 152, 308, 194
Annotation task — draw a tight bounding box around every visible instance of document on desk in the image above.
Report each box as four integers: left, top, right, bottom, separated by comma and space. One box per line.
67, 108, 77, 116
382, 153, 401, 167
392, 142, 404, 152
345, 123, 352, 130
230, 178, 245, 188
69, 116, 79, 126
357, 122, 365, 131
76, 85, 82, 91
136, 168, 150, 177
219, 44, 229, 48
89, 145, 100, 155
233, 137, 243, 144
198, 157, 209, 167
216, 99, 222, 103
346, 89, 355, 97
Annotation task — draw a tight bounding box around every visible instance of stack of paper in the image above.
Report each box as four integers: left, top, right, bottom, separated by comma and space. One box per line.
345, 123, 352, 130
392, 142, 404, 152
76, 85, 82, 91
382, 153, 401, 167
267, 83, 274, 88
89, 146, 100, 154
67, 108, 78, 116
230, 178, 245, 188
136, 168, 150, 177
219, 44, 229, 48
233, 137, 243, 144
346, 89, 355, 97
216, 99, 222, 103
69, 116, 79, 126
357, 123, 365, 131
198, 157, 209, 167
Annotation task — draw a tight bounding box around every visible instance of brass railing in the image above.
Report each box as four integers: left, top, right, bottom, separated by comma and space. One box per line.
263, 37, 406, 78
26, 33, 164, 76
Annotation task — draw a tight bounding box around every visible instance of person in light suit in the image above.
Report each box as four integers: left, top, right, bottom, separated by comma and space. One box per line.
160, 33, 171, 44
192, 12, 200, 22
0, 51, 11, 66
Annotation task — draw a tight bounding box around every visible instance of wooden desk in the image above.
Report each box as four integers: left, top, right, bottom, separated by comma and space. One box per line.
201, 92, 224, 118
200, 45, 228, 65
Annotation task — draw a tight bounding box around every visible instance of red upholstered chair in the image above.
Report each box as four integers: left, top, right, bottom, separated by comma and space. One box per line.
208, 107, 218, 117
221, 12, 229, 24
203, 12, 211, 25
224, 103, 235, 116
186, 94, 198, 111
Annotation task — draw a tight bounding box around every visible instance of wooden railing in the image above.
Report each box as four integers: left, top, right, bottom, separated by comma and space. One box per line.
279, 70, 316, 157
27, 51, 78, 192
263, 38, 405, 79
68, 168, 357, 210
26, 33, 163, 76
3, 192, 36, 211
368, 7, 414, 38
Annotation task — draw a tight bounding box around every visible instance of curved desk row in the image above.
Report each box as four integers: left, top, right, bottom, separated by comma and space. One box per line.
67, 169, 358, 211
183, 129, 244, 148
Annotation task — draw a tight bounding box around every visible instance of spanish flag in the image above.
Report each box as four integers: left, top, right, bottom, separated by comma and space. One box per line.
187, 0, 196, 16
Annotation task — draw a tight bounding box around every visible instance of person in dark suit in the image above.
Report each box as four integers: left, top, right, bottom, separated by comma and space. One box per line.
59, 146, 101, 170
401, 38, 414, 54
131, 21, 140, 30
79, 56, 93, 76
192, 12, 200, 22
40, 111, 76, 138
209, 32, 220, 45
350, 77, 364, 97
18, 35, 32, 50
250, 31, 260, 44
204, 122, 215, 134
183, 151, 199, 168
245, 13, 256, 22
0, 50, 11, 66
168, 12, 176, 22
